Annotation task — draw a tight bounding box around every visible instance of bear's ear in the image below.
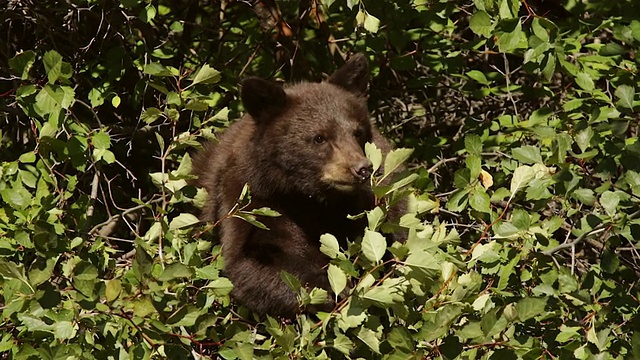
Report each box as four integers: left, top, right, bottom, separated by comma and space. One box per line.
328, 53, 369, 95
241, 77, 287, 120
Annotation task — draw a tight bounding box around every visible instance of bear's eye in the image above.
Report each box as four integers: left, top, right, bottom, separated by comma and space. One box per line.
313, 134, 326, 144
354, 129, 364, 140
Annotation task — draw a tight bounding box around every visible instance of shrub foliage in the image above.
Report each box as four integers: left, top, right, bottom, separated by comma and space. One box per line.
1, 0, 640, 358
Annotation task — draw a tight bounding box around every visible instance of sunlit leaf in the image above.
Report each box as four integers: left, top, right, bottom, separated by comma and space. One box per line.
328, 264, 347, 296
361, 230, 386, 263
615, 85, 635, 109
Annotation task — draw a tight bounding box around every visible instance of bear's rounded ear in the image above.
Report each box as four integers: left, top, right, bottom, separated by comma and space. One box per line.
241, 77, 287, 121
328, 53, 369, 95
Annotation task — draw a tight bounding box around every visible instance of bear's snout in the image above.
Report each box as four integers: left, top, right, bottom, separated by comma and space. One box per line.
351, 159, 373, 183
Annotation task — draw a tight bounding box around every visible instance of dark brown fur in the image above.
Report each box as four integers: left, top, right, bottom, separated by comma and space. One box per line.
193, 54, 393, 317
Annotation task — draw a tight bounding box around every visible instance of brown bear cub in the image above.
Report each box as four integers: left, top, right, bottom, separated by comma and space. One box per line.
194, 54, 393, 318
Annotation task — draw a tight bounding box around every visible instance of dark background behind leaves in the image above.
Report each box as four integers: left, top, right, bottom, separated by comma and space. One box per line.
1, 0, 640, 358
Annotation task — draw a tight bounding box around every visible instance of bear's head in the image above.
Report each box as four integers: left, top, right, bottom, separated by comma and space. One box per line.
241, 54, 375, 200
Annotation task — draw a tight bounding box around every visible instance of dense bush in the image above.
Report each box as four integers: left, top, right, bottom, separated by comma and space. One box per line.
1, 0, 640, 358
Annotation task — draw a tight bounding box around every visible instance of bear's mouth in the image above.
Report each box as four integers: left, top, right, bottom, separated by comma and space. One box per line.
330, 181, 363, 192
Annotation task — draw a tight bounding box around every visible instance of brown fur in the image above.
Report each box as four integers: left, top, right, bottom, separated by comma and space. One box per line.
193, 54, 393, 317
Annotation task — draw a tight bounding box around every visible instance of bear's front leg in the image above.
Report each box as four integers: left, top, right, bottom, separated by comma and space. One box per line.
226, 256, 333, 318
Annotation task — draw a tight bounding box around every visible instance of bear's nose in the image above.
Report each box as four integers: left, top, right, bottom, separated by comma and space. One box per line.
352, 159, 373, 182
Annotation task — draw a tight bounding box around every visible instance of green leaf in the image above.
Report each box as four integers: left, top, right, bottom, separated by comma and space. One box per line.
601, 248, 619, 273
515, 297, 547, 321
280, 271, 301, 291
229, 343, 253, 360
615, 85, 635, 109
465, 134, 483, 156
467, 70, 490, 85
35, 85, 62, 118
73, 261, 99, 281
469, 189, 491, 213
385, 173, 418, 195
111, 95, 121, 108
404, 250, 440, 279
105, 279, 122, 302
320, 234, 340, 259
43, 50, 63, 84
234, 212, 269, 230
509, 165, 535, 198
587, 327, 611, 352
144, 63, 174, 77
331, 333, 353, 355
185, 100, 209, 111
363, 278, 405, 307
165, 107, 180, 121
556, 326, 581, 343
512, 145, 543, 164
498, 254, 521, 290
18, 152, 36, 163
365, 142, 383, 173
481, 308, 508, 337
328, 264, 347, 296
363, 11, 380, 33
446, 189, 469, 212
346, 0, 359, 9
88, 87, 104, 107
16, 84, 37, 98
531, 18, 549, 42
308, 287, 329, 305
169, 307, 201, 327
18, 314, 52, 333
457, 321, 484, 340
575, 72, 595, 91
9, 51, 36, 79
174, 153, 193, 178
363, 286, 395, 306
383, 148, 413, 178
248, 207, 281, 217
367, 206, 385, 231
541, 52, 556, 81
361, 230, 386, 263
158, 263, 192, 281
600, 191, 620, 217
323, 0, 336, 8
53, 321, 76, 340
497, 21, 525, 52
466, 155, 481, 178
454, 168, 472, 189
206, 277, 233, 296
169, 213, 200, 229
191, 64, 221, 86
28, 256, 58, 287
195, 264, 219, 280
140, 4, 157, 23
575, 127, 594, 153
469, 10, 494, 38
511, 208, 530, 230
1, 187, 32, 210
387, 327, 414, 352
0, 259, 34, 293
93, 148, 116, 164
498, 0, 520, 18
92, 131, 111, 150
141, 107, 163, 124
356, 327, 380, 354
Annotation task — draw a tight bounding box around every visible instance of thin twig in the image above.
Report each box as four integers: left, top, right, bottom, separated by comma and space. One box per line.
83, 167, 101, 234
543, 208, 640, 256
88, 198, 162, 235
427, 156, 462, 174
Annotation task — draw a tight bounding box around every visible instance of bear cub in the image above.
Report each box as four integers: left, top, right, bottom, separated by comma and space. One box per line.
194, 54, 393, 318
